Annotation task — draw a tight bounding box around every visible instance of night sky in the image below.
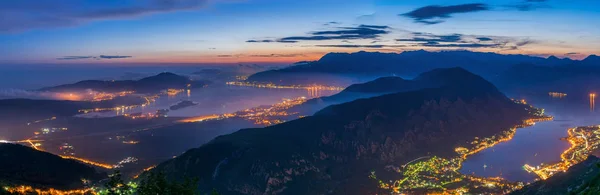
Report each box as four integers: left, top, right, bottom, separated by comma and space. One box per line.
1, 0, 598, 64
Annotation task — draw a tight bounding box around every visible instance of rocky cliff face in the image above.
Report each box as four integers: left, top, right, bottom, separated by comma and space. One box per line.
149, 68, 531, 195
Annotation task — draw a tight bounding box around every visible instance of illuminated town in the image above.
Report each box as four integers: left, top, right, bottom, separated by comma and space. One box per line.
226, 81, 344, 97
179, 97, 308, 125
548, 92, 567, 98
371, 101, 552, 194
523, 125, 600, 180
90, 91, 134, 102
3, 186, 97, 195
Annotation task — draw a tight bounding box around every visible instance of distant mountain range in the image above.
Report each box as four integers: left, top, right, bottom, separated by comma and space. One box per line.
147, 68, 532, 194
510, 155, 600, 195
0, 143, 105, 190
290, 67, 490, 115
247, 50, 599, 85
494, 61, 600, 95
40, 72, 210, 93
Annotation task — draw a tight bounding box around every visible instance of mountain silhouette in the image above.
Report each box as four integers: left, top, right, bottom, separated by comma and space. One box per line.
290, 67, 499, 115
246, 50, 588, 85
40, 72, 210, 93
0, 143, 105, 190
147, 68, 531, 195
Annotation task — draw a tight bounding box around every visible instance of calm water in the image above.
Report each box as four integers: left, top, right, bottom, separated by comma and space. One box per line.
75, 84, 338, 118
460, 94, 600, 182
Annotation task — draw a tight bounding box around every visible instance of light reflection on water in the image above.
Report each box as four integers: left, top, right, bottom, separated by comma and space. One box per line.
77, 85, 339, 118
460, 94, 600, 182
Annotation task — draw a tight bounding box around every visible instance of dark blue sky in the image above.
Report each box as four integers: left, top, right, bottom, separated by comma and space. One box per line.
0, 0, 598, 64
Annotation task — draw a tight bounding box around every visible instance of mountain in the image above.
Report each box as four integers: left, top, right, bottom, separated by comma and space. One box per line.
246, 50, 580, 85
147, 68, 532, 194
0, 97, 145, 124
494, 63, 600, 95
40, 72, 210, 93
288, 76, 421, 115
582, 55, 600, 66
0, 143, 105, 190
510, 155, 600, 195
290, 67, 495, 115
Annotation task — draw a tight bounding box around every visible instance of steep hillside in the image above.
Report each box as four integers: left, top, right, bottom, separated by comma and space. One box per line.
148, 68, 531, 194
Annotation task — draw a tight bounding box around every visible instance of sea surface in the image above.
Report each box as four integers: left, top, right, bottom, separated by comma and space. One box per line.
460, 93, 600, 182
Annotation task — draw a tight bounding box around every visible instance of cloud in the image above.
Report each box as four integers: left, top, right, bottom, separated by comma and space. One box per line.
565, 52, 580, 55
419, 43, 502, 48
356, 13, 376, 22
246, 40, 275, 43
56, 56, 94, 60
57, 55, 132, 60
99, 55, 132, 59
357, 25, 389, 29
0, 0, 212, 33
324, 21, 340, 26
396, 31, 537, 50
217, 54, 305, 58
246, 24, 389, 43
402, 3, 489, 24
505, 0, 550, 11
315, 45, 387, 48
249, 54, 306, 57
397, 33, 462, 43
476, 37, 493, 41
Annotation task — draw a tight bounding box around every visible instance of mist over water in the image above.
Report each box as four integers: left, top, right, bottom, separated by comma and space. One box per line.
0, 65, 249, 90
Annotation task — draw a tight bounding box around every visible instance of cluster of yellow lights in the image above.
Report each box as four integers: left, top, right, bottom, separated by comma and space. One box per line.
523, 125, 600, 180
90, 91, 134, 102
178, 114, 221, 123
179, 97, 308, 125
132, 165, 157, 179
59, 155, 114, 169
3, 186, 96, 195
166, 89, 184, 96
78, 94, 158, 115
122, 140, 139, 144
374, 101, 552, 194
27, 116, 57, 126
18, 138, 115, 170
548, 92, 567, 98
226, 81, 344, 91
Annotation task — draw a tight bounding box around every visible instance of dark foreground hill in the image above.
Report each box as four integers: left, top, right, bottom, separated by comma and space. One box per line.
510, 155, 600, 195
147, 68, 532, 194
246, 50, 587, 85
0, 143, 105, 190
40, 72, 210, 93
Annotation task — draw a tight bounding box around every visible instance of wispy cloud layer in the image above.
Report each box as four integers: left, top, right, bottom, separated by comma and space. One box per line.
402, 3, 489, 24
247, 25, 390, 43
396, 31, 536, 50
401, 1, 549, 24
57, 55, 132, 60
0, 0, 211, 32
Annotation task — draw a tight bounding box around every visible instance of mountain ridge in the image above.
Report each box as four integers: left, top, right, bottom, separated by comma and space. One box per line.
39, 72, 210, 93
246, 50, 594, 85
0, 143, 105, 190
147, 68, 531, 194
